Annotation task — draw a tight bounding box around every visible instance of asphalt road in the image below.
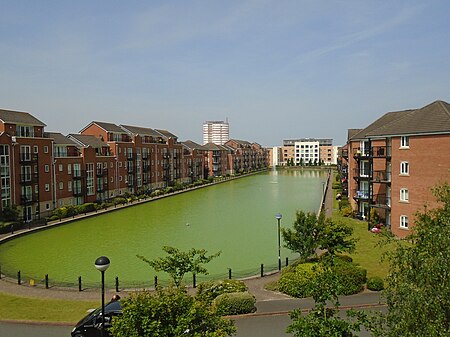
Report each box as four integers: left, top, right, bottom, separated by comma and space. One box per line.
1, 306, 385, 337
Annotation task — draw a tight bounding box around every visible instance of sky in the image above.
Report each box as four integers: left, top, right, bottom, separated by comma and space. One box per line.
1, 1, 449, 147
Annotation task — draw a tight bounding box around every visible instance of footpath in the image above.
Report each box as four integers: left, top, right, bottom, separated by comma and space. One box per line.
0, 169, 385, 324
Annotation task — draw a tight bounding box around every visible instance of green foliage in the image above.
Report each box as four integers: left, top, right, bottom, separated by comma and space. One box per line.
281, 211, 324, 262
338, 197, 350, 211
137, 246, 221, 288
1, 205, 19, 221
332, 258, 366, 295
196, 279, 247, 303
113, 196, 127, 205
212, 292, 256, 316
110, 287, 236, 337
77, 203, 97, 214
287, 258, 364, 337
319, 219, 356, 256
278, 263, 318, 298
366, 276, 384, 291
358, 182, 450, 336
340, 206, 354, 217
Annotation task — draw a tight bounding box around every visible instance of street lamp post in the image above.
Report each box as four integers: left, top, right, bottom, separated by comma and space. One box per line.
95, 256, 110, 337
275, 213, 282, 271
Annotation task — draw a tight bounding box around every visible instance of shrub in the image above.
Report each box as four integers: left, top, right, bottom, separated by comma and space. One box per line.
333, 258, 367, 295
278, 263, 318, 298
212, 292, 256, 316
341, 206, 354, 217
77, 203, 97, 214
367, 276, 385, 291
113, 197, 127, 205
196, 279, 247, 303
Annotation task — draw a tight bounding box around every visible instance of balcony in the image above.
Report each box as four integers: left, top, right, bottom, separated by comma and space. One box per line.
353, 189, 370, 200
19, 154, 38, 164
73, 189, 83, 197
96, 168, 107, 176
143, 163, 151, 172
20, 194, 36, 205
19, 173, 38, 185
353, 148, 370, 159
371, 194, 391, 209
371, 146, 391, 158
352, 168, 371, 180
371, 170, 391, 183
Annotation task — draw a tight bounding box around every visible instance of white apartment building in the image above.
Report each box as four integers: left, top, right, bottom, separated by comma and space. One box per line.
202, 120, 230, 145
295, 140, 320, 164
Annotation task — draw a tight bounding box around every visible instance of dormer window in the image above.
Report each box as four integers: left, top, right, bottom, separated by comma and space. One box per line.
16, 125, 34, 137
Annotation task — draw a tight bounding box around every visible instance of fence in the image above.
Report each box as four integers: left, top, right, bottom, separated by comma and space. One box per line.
0, 257, 293, 292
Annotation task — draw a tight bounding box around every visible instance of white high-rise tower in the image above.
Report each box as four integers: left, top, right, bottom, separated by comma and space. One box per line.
202, 119, 229, 145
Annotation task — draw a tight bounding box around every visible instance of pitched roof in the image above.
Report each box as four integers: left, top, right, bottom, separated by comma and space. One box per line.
181, 140, 205, 150
202, 142, 229, 151
45, 132, 78, 146
0, 108, 46, 127
80, 121, 124, 133
68, 134, 108, 148
227, 139, 252, 147
155, 129, 178, 139
120, 125, 162, 138
365, 100, 450, 137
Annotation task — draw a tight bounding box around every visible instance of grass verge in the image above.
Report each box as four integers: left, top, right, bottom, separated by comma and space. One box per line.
0, 292, 99, 323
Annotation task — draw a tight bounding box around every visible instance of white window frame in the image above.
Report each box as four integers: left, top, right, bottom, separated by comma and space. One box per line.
400, 136, 409, 148
400, 215, 409, 229
45, 184, 50, 192
44, 146, 49, 154
400, 161, 409, 175
44, 165, 49, 173
400, 188, 409, 202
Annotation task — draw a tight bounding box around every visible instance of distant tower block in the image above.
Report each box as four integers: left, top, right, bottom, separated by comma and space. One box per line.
202, 120, 230, 145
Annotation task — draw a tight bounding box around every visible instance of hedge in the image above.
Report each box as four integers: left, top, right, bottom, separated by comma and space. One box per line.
367, 276, 385, 291
212, 292, 256, 316
196, 279, 247, 303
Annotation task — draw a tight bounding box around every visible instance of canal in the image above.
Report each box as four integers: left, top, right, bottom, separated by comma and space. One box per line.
0, 169, 326, 287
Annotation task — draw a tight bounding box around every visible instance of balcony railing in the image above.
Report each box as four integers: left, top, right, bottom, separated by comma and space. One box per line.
371, 146, 391, 158
19, 154, 38, 164
372, 170, 391, 183
20, 194, 36, 205
353, 189, 370, 200
371, 194, 391, 208
352, 168, 371, 179
73, 189, 83, 196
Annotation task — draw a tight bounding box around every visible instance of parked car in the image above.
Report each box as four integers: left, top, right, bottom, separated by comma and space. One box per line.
71, 300, 122, 337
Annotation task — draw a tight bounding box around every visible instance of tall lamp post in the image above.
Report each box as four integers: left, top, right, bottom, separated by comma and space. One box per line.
275, 213, 282, 271
95, 256, 110, 337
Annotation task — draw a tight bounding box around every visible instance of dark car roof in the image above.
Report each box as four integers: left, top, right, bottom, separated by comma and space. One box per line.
104, 300, 121, 312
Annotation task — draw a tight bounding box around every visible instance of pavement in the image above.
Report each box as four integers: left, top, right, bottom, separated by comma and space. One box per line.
0, 169, 385, 324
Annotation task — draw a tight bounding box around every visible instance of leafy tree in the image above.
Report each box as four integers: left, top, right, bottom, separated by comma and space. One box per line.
110, 287, 236, 337
287, 256, 363, 337
282, 212, 355, 261
137, 246, 221, 287
1, 205, 19, 221
361, 183, 450, 336
318, 219, 356, 256
281, 211, 324, 262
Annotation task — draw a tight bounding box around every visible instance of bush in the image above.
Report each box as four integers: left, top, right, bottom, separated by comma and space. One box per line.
212, 292, 256, 316
113, 197, 127, 205
77, 203, 97, 214
278, 263, 318, 298
196, 279, 247, 303
367, 276, 385, 291
333, 258, 367, 295
341, 206, 354, 217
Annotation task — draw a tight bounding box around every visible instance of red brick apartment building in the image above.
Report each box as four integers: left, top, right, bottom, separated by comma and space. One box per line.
0, 109, 269, 222
338, 100, 450, 237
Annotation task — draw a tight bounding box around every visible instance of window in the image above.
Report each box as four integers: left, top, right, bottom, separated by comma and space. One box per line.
400, 161, 409, 175
46, 203, 50, 210
400, 215, 409, 229
68, 181, 72, 192
59, 164, 63, 172
45, 184, 50, 192
400, 136, 409, 148
44, 146, 49, 154
400, 188, 409, 202
16, 125, 34, 137
59, 182, 63, 190
33, 145, 38, 153
67, 164, 72, 175
44, 165, 49, 173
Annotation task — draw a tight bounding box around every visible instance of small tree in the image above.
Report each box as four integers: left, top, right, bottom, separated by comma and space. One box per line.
287, 256, 363, 337
281, 211, 324, 262
360, 183, 450, 336
318, 219, 356, 256
137, 246, 221, 287
110, 287, 236, 337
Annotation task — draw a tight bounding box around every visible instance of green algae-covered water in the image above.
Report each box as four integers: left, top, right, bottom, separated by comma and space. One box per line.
0, 169, 326, 287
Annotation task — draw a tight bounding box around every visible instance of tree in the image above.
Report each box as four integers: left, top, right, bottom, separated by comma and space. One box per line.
360, 183, 450, 336
287, 256, 363, 337
318, 219, 356, 256
110, 287, 236, 337
281, 211, 324, 262
137, 246, 221, 287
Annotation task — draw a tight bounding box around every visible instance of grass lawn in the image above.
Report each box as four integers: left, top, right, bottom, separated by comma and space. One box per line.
0, 292, 99, 323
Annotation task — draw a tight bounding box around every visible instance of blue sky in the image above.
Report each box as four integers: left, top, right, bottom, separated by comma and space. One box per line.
1, 1, 449, 146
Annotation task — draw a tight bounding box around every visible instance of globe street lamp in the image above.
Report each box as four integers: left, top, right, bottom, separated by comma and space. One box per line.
95, 256, 110, 337
275, 213, 282, 271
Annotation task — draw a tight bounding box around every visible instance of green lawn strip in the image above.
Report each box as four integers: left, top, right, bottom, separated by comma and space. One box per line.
333, 214, 391, 279
0, 291, 99, 323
